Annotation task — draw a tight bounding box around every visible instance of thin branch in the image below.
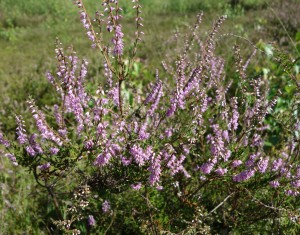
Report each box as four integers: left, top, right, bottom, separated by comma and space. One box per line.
208, 192, 234, 215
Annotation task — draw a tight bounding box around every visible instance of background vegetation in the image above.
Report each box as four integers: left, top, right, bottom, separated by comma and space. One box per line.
1, 0, 300, 234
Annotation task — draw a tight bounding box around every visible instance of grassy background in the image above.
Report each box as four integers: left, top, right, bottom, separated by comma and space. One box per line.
0, 0, 269, 80
0, 0, 273, 111
0, 0, 299, 233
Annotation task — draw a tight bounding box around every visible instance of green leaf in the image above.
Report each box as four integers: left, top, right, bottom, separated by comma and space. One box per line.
88, 99, 94, 108
296, 43, 300, 54
129, 92, 134, 106
284, 84, 296, 94
264, 44, 273, 57
295, 31, 300, 42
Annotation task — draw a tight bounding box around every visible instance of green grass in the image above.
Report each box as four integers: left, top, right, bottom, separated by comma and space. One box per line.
0, 0, 272, 85
0, 157, 47, 234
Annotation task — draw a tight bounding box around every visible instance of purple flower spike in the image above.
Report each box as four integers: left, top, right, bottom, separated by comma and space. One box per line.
112, 25, 124, 56
233, 169, 255, 182
6, 153, 18, 166
88, 215, 96, 226
257, 157, 269, 173
215, 167, 228, 176
49, 147, 59, 155
16, 115, 27, 145
270, 180, 280, 188
102, 200, 111, 213
200, 162, 215, 174
272, 158, 283, 171
0, 132, 10, 148
38, 162, 51, 171
231, 160, 243, 168
149, 154, 161, 186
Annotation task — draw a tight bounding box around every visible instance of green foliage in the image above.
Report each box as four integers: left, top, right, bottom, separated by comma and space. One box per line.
0, 0, 66, 16
0, 157, 51, 234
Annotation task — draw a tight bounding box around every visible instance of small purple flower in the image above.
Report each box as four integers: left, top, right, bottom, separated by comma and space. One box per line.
130, 144, 153, 166
231, 160, 242, 168
296, 168, 300, 177
16, 115, 27, 145
96, 122, 108, 139
107, 25, 113, 32
182, 145, 190, 155
84, 139, 94, 150
200, 161, 215, 174
176, 90, 185, 110
147, 84, 163, 116
102, 200, 111, 213
215, 167, 228, 176
138, 121, 150, 140
165, 128, 173, 138
29, 134, 43, 154
251, 134, 263, 147
38, 162, 51, 171
200, 94, 208, 113
112, 25, 124, 55
29, 102, 62, 146
281, 152, 288, 159
245, 153, 260, 167
166, 154, 185, 175
130, 144, 146, 166
120, 155, 132, 166
110, 143, 121, 156
269, 180, 280, 188
280, 167, 291, 178
272, 158, 283, 171
58, 129, 67, 137
182, 168, 191, 178
233, 169, 255, 182
5, 153, 18, 166
87, 31, 95, 42
0, 132, 10, 148
26, 146, 36, 156
257, 157, 269, 173
285, 189, 299, 196
156, 185, 163, 190
291, 180, 300, 188
46, 71, 55, 85
53, 105, 63, 128
145, 80, 162, 104
149, 154, 161, 186
94, 151, 112, 166
88, 215, 96, 226
108, 86, 119, 106
79, 10, 89, 29
229, 97, 239, 131
131, 182, 142, 190
207, 124, 228, 160
222, 130, 229, 142
49, 147, 59, 155
166, 99, 177, 117
224, 150, 231, 162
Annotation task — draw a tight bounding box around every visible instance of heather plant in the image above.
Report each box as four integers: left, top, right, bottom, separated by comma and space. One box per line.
1, 0, 300, 233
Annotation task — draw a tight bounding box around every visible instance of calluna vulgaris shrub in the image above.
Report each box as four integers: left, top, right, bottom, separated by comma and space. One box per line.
1, 0, 300, 234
